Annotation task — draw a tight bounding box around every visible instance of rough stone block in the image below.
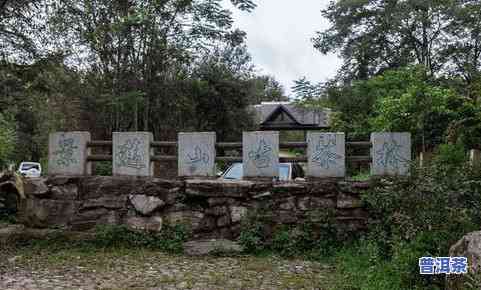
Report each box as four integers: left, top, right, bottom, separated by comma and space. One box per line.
230, 206, 247, 223
337, 193, 362, 209
129, 194, 165, 215
20, 198, 80, 228
165, 211, 205, 232
178, 132, 216, 177
242, 131, 279, 178
23, 178, 49, 196
183, 239, 243, 256
48, 132, 91, 175
205, 206, 229, 216
217, 215, 231, 227
113, 132, 153, 176
185, 179, 253, 198
371, 132, 411, 176
126, 216, 163, 232
307, 132, 345, 178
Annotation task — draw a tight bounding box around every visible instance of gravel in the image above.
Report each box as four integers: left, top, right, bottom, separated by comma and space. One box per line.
0, 246, 335, 290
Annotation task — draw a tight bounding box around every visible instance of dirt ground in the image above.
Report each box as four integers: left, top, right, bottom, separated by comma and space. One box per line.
0, 245, 335, 290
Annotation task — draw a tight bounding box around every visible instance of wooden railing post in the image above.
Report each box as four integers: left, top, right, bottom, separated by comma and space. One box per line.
470, 149, 481, 167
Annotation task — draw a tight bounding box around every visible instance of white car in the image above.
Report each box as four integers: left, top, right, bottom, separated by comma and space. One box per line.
18, 162, 42, 178
219, 162, 305, 181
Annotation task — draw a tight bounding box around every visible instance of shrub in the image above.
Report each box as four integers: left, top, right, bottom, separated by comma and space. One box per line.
94, 161, 112, 176
94, 224, 189, 253
433, 143, 467, 168
238, 207, 271, 254
340, 161, 481, 289
238, 207, 340, 258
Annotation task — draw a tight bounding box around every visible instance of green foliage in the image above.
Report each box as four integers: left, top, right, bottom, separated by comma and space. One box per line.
301, 66, 481, 151
433, 143, 467, 168
367, 67, 460, 150
94, 161, 112, 176
238, 207, 340, 258
334, 159, 481, 289
333, 240, 406, 290
315, 0, 481, 85
93, 224, 189, 253
238, 207, 270, 254
0, 113, 16, 168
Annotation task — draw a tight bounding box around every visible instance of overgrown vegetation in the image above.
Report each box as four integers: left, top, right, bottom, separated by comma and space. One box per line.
337, 154, 481, 290
13, 224, 190, 254
236, 147, 481, 290
0, 0, 288, 167
239, 206, 343, 260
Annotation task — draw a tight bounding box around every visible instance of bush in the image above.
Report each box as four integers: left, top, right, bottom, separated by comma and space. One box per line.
433, 143, 467, 168
93, 224, 189, 253
335, 160, 481, 289
238, 207, 271, 254
11, 224, 190, 254
238, 207, 340, 258
94, 161, 112, 176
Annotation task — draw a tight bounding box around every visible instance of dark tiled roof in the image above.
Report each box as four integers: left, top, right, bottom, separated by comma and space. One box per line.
252, 102, 331, 128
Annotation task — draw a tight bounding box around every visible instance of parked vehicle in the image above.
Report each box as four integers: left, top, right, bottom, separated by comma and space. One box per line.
219, 162, 305, 181
18, 162, 42, 178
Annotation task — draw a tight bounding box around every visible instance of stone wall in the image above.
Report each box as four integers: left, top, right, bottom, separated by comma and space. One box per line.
16, 177, 370, 239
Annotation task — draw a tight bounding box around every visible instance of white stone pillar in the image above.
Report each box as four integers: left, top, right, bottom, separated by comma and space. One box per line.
242, 131, 279, 179
112, 132, 153, 176
178, 132, 216, 177
48, 132, 91, 175
307, 132, 345, 178
371, 132, 411, 176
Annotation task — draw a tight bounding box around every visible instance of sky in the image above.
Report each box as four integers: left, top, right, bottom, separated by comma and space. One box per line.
223, 0, 342, 98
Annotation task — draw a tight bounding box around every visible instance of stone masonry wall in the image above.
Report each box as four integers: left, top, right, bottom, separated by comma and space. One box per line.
16, 177, 370, 240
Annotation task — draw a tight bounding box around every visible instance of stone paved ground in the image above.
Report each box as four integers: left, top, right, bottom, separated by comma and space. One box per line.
0, 246, 336, 290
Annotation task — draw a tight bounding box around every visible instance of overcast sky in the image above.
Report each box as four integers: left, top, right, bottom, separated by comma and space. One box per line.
223, 0, 342, 98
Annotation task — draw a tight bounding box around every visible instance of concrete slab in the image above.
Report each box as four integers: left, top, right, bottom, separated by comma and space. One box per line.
48, 132, 91, 175
113, 132, 153, 176
307, 132, 345, 178
178, 132, 216, 177
371, 132, 411, 176
242, 131, 279, 178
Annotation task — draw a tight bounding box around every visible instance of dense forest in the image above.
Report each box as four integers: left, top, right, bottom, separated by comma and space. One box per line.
0, 0, 288, 166
3, 1, 481, 289
2, 0, 481, 167
293, 0, 481, 155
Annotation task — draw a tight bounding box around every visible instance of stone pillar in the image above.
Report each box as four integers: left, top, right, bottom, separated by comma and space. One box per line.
178, 132, 216, 178
112, 132, 153, 176
371, 132, 411, 176
307, 132, 345, 178
242, 131, 279, 179
470, 149, 481, 167
48, 132, 91, 175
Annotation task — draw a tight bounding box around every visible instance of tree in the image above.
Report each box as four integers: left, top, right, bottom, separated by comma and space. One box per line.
0, 0, 48, 60
368, 67, 459, 151
49, 0, 257, 136
313, 0, 467, 80
442, 1, 481, 102
0, 113, 15, 167
250, 75, 288, 104
292, 77, 322, 101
